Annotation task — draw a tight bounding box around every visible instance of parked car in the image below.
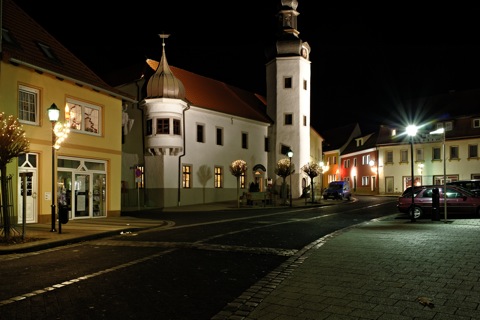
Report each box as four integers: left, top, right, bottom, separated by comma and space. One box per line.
397, 185, 480, 219
323, 181, 351, 200
447, 179, 480, 196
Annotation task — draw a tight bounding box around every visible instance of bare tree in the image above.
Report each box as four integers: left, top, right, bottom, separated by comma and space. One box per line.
197, 165, 212, 204
0, 113, 30, 240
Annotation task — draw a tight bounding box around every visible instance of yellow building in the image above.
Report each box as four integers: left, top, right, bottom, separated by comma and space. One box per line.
1, 0, 134, 227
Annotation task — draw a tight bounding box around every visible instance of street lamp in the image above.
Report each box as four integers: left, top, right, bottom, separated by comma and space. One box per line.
48, 103, 60, 232
406, 124, 418, 222
430, 127, 447, 222
287, 149, 293, 207
48, 103, 69, 233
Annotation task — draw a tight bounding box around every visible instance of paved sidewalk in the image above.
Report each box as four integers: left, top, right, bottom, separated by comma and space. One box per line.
2, 199, 480, 319
213, 217, 480, 320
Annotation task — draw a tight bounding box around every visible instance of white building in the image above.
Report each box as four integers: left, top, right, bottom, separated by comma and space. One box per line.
118, 0, 323, 209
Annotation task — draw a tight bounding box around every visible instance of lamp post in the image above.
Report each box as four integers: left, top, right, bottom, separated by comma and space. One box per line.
430, 128, 447, 222
48, 103, 60, 232
406, 124, 418, 222
287, 149, 293, 207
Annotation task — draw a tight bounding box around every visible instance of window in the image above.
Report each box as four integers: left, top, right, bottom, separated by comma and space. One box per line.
37, 42, 59, 62
67, 100, 101, 135
18, 85, 39, 125
146, 119, 153, 135
284, 77, 292, 88
241, 132, 248, 149
344, 159, 350, 168
450, 146, 459, 159
264, 137, 269, 152
468, 144, 478, 158
197, 124, 204, 143
284, 114, 293, 125
473, 118, 480, 128
173, 119, 181, 135
415, 148, 424, 162
386, 151, 393, 164
303, 115, 307, 126
136, 165, 145, 189
400, 150, 408, 163
445, 121, 453, 131
353, 158, 357, 167
432, 147, 441, 160
214, 166, 223, 188
362, 155, 370, 165
182, 165, 191, 188
303, 79, 307, 90
2, 28, 18, 46
240, 171, 246, 189
156, 118, 169, 134
216, 127, 223, 146
362, 176, 369, 186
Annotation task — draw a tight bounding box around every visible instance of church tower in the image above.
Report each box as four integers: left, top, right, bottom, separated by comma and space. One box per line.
266, 0, 311, 199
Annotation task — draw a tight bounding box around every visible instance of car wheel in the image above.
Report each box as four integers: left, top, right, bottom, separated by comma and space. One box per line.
409, 206, 423, 219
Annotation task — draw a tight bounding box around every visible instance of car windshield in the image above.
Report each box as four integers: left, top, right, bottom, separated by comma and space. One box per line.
329, 183, 343, 190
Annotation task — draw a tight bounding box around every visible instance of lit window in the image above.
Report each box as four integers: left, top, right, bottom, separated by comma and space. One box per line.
67, 100, 101, 135
182, 165, 191, 188
214, 166, 223, 188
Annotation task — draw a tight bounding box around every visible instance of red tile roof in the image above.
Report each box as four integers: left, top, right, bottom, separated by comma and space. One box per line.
1, 0, 133, 101
170, 66, 271, 123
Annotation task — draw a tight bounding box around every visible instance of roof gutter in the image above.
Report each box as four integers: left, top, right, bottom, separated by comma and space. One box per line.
9, 57, 138, 103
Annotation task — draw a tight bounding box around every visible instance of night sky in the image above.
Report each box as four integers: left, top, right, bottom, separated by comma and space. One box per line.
12, 0, 480, 133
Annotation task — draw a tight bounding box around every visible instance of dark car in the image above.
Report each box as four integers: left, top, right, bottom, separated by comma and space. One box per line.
397, 185, 480, 219
322, 181, 352, 200
447, 179, 480, 196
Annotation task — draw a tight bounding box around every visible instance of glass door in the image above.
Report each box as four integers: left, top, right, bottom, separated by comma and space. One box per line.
74, 173, 91, 218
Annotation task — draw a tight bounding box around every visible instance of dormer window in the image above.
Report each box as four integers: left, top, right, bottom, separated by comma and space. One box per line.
2, 28, 19, 47
37, 42, 60, 62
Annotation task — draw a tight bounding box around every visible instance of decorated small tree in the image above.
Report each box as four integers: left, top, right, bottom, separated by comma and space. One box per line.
229, 160, 247, 208
302, 162, 321, 203
274, 158, 295, 205
0, 113, 30, 240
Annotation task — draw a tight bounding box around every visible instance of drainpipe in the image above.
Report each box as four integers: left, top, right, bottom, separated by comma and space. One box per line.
135, 79, 147, 206
178, 104, 191, 206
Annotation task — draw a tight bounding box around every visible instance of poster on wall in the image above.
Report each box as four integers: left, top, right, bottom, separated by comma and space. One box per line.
77, 195, 86, 211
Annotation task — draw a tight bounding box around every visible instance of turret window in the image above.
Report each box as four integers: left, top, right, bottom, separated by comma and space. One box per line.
156, 118, 169, 134
173, 119, 181, 135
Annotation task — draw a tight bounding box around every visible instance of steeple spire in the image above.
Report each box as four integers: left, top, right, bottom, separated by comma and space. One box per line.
145, 34, 186, 99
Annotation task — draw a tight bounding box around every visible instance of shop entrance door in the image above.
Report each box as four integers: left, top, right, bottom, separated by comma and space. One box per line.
74, 173, 91, 218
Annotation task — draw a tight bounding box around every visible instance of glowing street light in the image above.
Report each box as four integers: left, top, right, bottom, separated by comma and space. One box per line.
430, 127, 447, 222
287, 149, 293, 207
406, 124, 418, 222
47, 103, 70, 233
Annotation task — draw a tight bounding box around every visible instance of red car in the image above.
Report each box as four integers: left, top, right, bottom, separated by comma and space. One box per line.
397, 185, 480, 219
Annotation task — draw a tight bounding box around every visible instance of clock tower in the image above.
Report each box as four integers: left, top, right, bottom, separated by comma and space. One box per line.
266, 0, 311, 199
